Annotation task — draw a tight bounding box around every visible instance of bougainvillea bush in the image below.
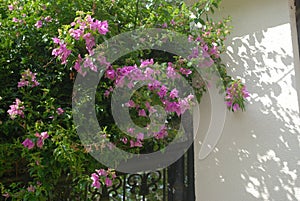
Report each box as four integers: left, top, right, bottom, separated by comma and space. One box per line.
0, 0, 248, 200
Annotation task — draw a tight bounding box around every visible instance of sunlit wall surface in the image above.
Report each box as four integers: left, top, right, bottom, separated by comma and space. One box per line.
194, 0, 300, 200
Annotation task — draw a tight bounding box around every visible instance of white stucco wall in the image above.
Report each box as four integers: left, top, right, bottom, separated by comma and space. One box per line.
194, 0, 300, 200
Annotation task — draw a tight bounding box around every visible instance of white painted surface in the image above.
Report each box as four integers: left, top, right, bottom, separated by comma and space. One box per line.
194, 0, 300, 200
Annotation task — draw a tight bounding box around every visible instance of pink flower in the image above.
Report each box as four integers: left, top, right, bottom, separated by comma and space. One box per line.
145, 102, 156, 114
138, 109, 147, 117
83, 33, 95, 55
12, 17, 19, 23
170, 89, 179, 99
144, 67, 154, 78
127, 128, 135, 134
97, 55, 111, 68
130, 140, 143, 147
225, 81, 248, 111
242, 86, 250, 98
104, 89, 110, 97
18, 69, 39, 88
137, 133, 144, 141
84, 57, 97, 72
7, 98, 25, 119
140, 59, 154, 68
104, 86, 113, 98
170, 19, 175, 25
22, 138, 35, 149
91, 173, 101, 189
56, 107, 64, 115
233, 103, 240, 112
60, 47, 72, 64
180, 68, 192, 77
8, 5, 14, 11
201, 44, 209, 57
186, 94, 194, 101
36, 138, 43, 148
167, 64, 180, 80
125, 100, 135, 108
27, 185, 35, 192
40, 132, 49, 139
154, 126, 168, 139
52, 37, 60, 44
164, 100, 180, 114
225, 101, 232, 107
35, 132, 49, 148
96, 20, 109, 35
158, 85, 168, 98
35, 20, 43, 28
52, 42, 72, 64
178, 98, 190, 115
44, 16, 52, 22
17, 80, 29, 88
105, 69, 115, 80
210, 45, 219, 58
145, 102, 151, 109
96, 169, 108, 176
73, 54, 84, 73
85, 15, 93, 24
121, 137, 128, 144
2, 192, 10, 198
69, 28, 84, 40
105, 177, 113, 187
148, 80, 161, 91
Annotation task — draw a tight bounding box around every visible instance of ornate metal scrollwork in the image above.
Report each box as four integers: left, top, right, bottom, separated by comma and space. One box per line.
127, 170, 162, 197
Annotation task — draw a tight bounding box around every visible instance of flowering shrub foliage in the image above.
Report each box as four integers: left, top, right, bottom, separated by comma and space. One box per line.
0, 0, 248, 199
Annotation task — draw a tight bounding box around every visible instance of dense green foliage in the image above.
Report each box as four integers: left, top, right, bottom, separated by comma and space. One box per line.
0, 0, 248, 200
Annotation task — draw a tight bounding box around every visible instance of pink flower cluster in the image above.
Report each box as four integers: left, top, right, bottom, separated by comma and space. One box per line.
166, 62, 180, 80
7, 2, 22, 11
120, 128, 144, 147
35, 20, 43, 28
161, 19, 176, 28
163, 94, 194, 116
225, 80, 249, 111
140, 59, 154, 68
22, 132, 49, 150
153, 125, 168, 139
56, 107, 64, 115
110, 59, 195, 118
52, 38, 71, 65
12, 17, 24, 24
187, 35, 217, 68
35, 16, 52, 28
18, 69, 39, 88
130, 132, 144, 147
53, 14, 109, 75
91, 169, 116, 189
8, 4, 14, 11
68, 15, 108, 55
7, 98, 24, 119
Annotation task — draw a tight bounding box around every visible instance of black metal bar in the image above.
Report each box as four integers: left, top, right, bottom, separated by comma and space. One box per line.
187, 143, 195, 201
123, 174, 126, 201
163, 169, 167, 201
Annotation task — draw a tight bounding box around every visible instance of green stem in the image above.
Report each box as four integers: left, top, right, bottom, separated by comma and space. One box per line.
134, 0, 140, 29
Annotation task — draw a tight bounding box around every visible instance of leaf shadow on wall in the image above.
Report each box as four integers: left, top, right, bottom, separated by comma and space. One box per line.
227, 29, 299, 200
196, 27, 300, 201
